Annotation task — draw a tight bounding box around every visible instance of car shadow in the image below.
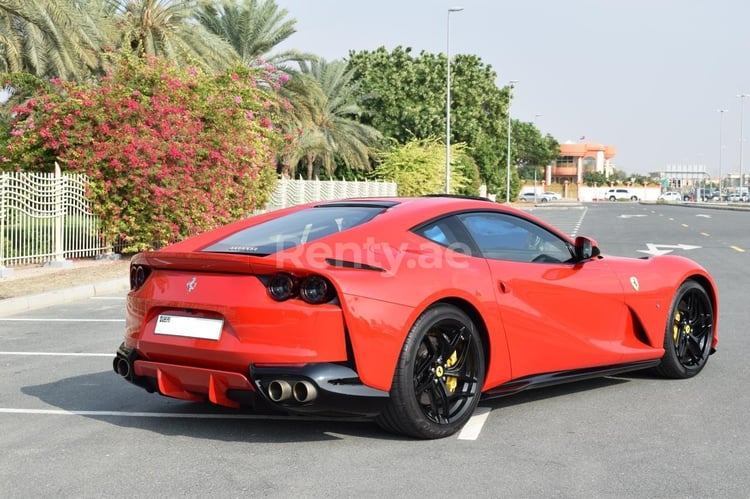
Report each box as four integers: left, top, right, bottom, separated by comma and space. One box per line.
21, 370, 403, 443
22, 370, 654, 442
479, 375, 634, 410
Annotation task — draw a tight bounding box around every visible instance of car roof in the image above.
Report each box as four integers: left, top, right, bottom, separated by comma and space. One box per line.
312, 195, 512, 224
166, 194, 575, 254
309, 195, 571, 241
315, 195, 496, 213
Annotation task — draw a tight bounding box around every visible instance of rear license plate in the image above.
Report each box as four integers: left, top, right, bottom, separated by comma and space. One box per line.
154, 314, 223, 340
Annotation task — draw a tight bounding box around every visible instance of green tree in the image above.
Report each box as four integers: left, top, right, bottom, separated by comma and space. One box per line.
283, 58, 381, 180
511, 120, 559, 180
582, 171, 608, 187
346, 46, 507, 191
0, 0, 109, 79
196, 0, 311, 67
2, 55, 288, 250
102, 0, 238, 71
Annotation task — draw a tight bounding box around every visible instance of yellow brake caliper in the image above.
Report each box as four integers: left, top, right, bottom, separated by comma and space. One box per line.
673, 311, 681, 343
444, 350, 458, 393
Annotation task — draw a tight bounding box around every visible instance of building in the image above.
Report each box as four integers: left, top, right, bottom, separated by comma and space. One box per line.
547, 141, 617, 185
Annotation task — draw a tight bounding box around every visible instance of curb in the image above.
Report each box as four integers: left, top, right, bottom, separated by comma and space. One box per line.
0, 278, 129, 317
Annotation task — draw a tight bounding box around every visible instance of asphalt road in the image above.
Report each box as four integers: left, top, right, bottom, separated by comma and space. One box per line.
1, 202, 748, 498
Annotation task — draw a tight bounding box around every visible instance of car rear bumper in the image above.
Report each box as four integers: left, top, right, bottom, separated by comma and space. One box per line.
114, 343, 389, 417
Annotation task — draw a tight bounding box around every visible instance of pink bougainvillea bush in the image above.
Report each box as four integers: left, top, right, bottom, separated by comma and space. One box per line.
3, 55, 291, 251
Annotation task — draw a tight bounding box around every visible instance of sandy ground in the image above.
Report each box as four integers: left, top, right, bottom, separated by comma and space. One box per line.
0, 257, 130, 299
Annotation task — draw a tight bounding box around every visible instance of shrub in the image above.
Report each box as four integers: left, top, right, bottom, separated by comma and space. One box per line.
371, 137, 476, 196
2, 55, 290, 251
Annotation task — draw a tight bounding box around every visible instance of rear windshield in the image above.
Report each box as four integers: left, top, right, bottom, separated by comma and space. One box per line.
202, 205, 384, 255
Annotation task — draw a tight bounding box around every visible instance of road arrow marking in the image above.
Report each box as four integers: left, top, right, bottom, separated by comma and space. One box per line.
637, 243, 702, 256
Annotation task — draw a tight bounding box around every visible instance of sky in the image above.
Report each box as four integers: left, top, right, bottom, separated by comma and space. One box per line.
274, 0, 750, 177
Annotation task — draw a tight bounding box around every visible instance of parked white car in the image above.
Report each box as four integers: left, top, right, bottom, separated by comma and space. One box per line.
604, 188, 639, 201
725, 192, 749, 202
657, 191, 682, 202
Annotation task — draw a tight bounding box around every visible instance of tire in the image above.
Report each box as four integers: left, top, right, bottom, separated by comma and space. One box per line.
630, 196, 638, 201
609, 196, 617, 201
654, 280, 714, 379
376, 304, 485, 439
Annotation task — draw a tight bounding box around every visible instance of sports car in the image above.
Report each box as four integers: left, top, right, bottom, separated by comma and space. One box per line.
114, 195, 718, 439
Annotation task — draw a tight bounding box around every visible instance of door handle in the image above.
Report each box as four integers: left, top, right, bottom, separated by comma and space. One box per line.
497, 281, 509, 294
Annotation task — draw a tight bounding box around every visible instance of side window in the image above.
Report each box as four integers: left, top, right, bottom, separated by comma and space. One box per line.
413, 219, 457, 246
412, 218, 472, 255
421, 224, 449, 245
458, 212, 573, 263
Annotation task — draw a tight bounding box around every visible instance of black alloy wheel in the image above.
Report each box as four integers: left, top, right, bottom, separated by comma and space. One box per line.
655, 280, 714, 378
377, 304, 485, 439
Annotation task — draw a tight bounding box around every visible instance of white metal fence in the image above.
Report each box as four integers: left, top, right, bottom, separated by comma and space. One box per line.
264, 177, 397, 211
1, 171, 397, 269
1, 165, 109, 268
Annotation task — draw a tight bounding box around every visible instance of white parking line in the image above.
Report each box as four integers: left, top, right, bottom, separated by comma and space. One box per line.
0, 408, 369, 422
457, 406, 491, 440
0, 352, 112, 357
0, 318, 124, 322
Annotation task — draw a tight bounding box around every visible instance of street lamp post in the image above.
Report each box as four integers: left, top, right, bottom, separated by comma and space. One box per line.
445, 7, 464, 194
505, 80, 518, 203
533, 114, 542, 199
739, 94, 749, 197
718, 109, 727, 195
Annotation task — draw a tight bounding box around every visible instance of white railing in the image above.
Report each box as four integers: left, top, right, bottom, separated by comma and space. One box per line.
264, 177, 397, 211
0, 164, 109, 268
1, 172, 398, 269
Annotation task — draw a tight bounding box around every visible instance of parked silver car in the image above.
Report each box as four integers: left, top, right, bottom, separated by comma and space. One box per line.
519, 192, 556, 203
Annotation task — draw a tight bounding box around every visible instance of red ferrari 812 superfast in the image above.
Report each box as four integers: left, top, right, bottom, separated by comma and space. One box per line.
114, 196, 718, 439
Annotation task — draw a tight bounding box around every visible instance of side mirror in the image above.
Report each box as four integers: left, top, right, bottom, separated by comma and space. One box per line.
574, 236, 600, 261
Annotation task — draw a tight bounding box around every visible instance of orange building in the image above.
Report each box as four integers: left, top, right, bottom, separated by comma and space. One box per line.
547, 141, 617, 185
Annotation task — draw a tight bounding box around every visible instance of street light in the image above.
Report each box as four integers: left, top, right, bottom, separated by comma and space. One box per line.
505, 80, 518, 203
532, 114, 543, 195
718, 109, 728, 194
445, 7, 464, 194
740, 94, 750, 197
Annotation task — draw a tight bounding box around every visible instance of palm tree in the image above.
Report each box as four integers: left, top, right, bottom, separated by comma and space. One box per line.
102, 0, 238, 71
284, 59, 382, 180
0, 0, 110, 79
195, 0, 312, 68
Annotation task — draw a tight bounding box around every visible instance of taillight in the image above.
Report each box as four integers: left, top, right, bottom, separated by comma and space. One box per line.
266, 273, 335, 304
267, 273, 297, 301
129, 264, 151, 290
299, 275, 334, 304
